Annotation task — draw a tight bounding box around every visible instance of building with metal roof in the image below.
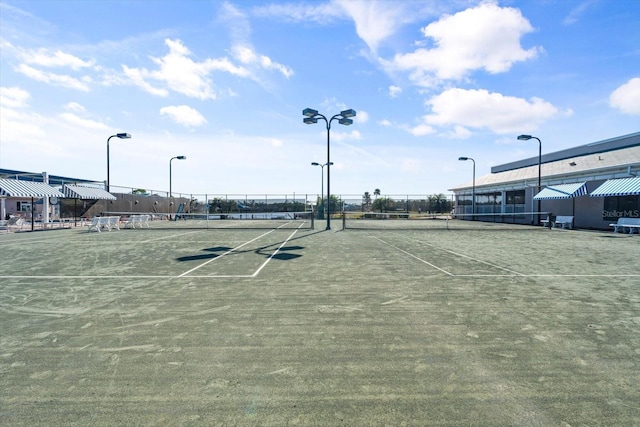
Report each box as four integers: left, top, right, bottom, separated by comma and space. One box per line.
449, 132, 640, 230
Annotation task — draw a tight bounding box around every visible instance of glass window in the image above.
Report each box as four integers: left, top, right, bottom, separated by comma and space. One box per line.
602, 196, 640, 221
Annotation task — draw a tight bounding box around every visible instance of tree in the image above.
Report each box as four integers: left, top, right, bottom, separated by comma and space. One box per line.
374, 188, 381, 199
372, 196, 395, 213
362, 192, 372, 212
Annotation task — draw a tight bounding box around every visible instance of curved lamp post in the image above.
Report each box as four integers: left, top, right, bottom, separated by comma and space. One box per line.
458, 157, 475, 218
106, 133, 131, 192
303, 108, 356, 230
311, 161, 333, 218
170, 155, 186, 218
517, 134, 542, 224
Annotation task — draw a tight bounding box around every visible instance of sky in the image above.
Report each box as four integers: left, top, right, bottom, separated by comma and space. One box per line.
1, 0, 639, 199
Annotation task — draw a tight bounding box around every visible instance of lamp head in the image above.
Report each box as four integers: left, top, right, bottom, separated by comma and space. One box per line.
340, 109, 356, 118
116, 133, 131, 139
177, 156, 186, 160
311, 162, 320, 166
303, 117, 318, 124
303, 108, 318, 117
517, 134, 532, 141
458, 157, 469, 161
338, 118, 353, 126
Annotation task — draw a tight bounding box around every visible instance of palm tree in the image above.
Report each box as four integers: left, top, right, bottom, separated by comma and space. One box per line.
362, 192, 372, 212
374, 188, 381, 199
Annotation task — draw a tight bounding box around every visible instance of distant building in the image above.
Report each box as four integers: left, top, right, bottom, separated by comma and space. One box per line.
449, 132, 640, 229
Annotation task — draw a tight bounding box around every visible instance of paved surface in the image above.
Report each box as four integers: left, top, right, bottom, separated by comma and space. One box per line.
1, 223, 639, 426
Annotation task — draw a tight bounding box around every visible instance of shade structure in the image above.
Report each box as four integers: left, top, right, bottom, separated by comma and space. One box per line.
63, 184, 116, 200
0, 178, 64, 198
533, 182, 588, 200
590, 176, 640, 197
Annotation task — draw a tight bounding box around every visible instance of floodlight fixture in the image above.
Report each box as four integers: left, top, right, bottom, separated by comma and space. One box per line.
458, 156, 476, 218
516, 134, 542, 224
107, 132, 132, 192
301, 107, 356, 230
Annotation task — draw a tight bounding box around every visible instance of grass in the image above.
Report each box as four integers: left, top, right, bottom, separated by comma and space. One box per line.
1, 221, 639, 426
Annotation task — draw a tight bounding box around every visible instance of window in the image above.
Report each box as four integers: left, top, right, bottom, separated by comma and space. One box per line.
505, 190, 525, 215
602, 196, 640, 221
17, 201, 32, 212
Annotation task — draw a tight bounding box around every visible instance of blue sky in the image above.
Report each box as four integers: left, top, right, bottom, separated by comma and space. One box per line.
1, 0, 639, 198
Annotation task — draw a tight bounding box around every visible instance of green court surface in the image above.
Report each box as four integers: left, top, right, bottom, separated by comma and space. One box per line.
1, 221, 639, 426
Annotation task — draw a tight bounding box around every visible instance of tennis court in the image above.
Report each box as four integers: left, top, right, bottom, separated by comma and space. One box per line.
1, 220, 639, 426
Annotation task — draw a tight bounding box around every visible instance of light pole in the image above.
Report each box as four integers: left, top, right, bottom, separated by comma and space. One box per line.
170, 155, 186, 218
106, 133, 131, 192
517, 134, 542, 224
311, 161, 333, 218
303, 108, 356, 230
458, 157, 475, 218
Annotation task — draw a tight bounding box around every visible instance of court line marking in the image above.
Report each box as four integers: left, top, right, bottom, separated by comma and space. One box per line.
373, 234, 524, 276
177, 228, 279, 277
371, 234, 524, 276
370, 236, 454, 276
369, 235, 640, 277
250, 224, 302, 277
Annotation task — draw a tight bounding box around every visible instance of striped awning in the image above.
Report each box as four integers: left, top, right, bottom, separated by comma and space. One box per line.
533, 182, 588, 200
63, 184, 116, 200
0, 178, 64, 198
590, 176, 640, 197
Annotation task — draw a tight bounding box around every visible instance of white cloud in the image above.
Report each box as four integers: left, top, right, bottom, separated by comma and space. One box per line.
231, 45, 293, 78
58, 112, 109, 130
610, 77, 640, 116
251, 2, 344, 24
63, 102, 85, 113
354, 110, 369, 124
408, 123, 436, 137
563, 0, 598, 25
124, 38, 251, 100
385, 3, 541, 85
0, 86, 30, 108
336, 0, 414, 53
423, 88, 564, 134
20, 48, 95, 70
389, 85, 402, 98
378, 119, 392, 127
160, 105, 207, 128
16, 63, 91, 91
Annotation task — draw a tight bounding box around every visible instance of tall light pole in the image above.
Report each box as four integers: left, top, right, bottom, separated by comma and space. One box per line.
311, 161, 333, 218
303, 108, 356, 230
106, 133, 131, 192
170, 155, 186, 218
517, 134, 542, 224
458, 157, 475, 218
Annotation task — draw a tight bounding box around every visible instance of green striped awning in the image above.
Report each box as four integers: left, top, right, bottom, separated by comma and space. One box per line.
533, 182, 588, 200
63, 184, 116, 200
590, 177, 640, 197
0, 178, 64, 198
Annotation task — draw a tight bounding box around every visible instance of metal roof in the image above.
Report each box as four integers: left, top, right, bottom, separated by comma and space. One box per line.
450, 145, 640, 192
63, 185, 116, 200
491, 131, 640, 174
590, 176, 640, 197
0, 169, 96, 185
0, 178, 65, 198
